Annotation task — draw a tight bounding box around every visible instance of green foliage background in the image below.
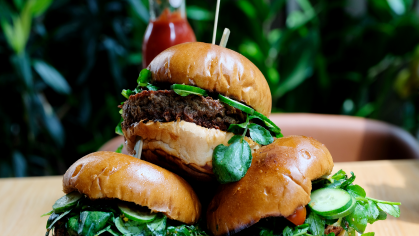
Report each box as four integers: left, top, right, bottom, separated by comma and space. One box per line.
0, 0, 418, 177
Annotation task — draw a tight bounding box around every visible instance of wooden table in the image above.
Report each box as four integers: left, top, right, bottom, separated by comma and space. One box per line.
1, 160, 418, 236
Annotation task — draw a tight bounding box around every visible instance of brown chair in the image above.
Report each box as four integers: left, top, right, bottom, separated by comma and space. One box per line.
99, 113, 419, 162
269, 113, 419, 162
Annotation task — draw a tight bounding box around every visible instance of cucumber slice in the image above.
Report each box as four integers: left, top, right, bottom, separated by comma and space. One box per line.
308, 188, 353, 217
171, 84, 208, 96
117, 202, 157, 223
218, 94, 255, 115
52, 192, 82, 213
323, 196, 357, 219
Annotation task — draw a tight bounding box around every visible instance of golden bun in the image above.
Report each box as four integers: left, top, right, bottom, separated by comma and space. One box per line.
207, 135, 334, 236
147, 42, 272, 117
63, 151, 201, 224
124, 120, 261, 181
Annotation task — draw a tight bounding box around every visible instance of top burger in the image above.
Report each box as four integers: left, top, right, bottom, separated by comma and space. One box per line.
118, 42, 282, 182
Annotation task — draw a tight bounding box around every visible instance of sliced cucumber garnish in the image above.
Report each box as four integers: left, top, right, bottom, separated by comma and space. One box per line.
323, 196, 357, 219
52, 192, 82, 213
218, 94, 255, 115
308, 188, 353, 217
117, 202, 157, 223
171, 84, 208, 96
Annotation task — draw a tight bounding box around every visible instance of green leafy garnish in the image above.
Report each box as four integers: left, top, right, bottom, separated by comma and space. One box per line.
115, 144, 123, 153
44, 193, 209, 236
121, 89, 134, 99
115, 117, 123, 136
137, 68, 152, 86
212, 135, 252, 184
304, 210, 325, 236
171, 84, 208, 97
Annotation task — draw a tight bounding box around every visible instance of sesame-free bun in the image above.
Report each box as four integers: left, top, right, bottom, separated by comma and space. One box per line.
207, 135, 334, 236
63, 151, 201, 224
147, 42, 272, 117
123, 120, 261, 181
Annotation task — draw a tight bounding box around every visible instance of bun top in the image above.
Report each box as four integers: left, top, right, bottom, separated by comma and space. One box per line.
147, 42, 272, 117
207, 135, 334, 236
63, 151, 201, 224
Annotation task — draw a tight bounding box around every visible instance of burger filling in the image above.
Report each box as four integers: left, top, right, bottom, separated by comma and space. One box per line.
121, 90, 246, 131
44, 194, 208, 236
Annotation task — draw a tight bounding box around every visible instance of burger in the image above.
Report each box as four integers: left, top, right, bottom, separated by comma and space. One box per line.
118, 42, 283, 182
43, 151, 206, 236
206, 135, 401, 236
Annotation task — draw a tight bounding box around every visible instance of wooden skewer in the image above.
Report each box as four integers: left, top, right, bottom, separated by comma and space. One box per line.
133, 137, 143, 159
219, 28, 230, 48
212, 0, 221, 44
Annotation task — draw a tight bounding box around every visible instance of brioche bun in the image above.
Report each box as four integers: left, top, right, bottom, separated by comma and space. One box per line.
63, 151, 201, 224
207, 135, 334, 236
147, 42, 272, 117
124, 120, 261, 181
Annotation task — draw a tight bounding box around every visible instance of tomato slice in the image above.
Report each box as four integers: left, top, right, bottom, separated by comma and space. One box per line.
286, 206, 307, 226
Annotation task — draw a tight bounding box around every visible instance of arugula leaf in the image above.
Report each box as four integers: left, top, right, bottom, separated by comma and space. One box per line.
146, 84, 159, 91
345, 203, 368, 233
45, 209, 72, 236
258, 228, 276, 236
67, 216, 79, 236
94, 225, 112, 236
212, 137, 252, 184
228, 135, 243, 144
304, 211, 325, 236
114, 216, 147, 234
78, 211, 112, 236
115, 117, 123, 136
340, 172, 355, 189
365, 200, 380, 224
46, 213, 60, 229
376, 210, 387, 220
330, 170, 346, 181
326, 233, 335, 236
147, 214, 167, 236
325, 179, 346, 189
346, 185, 366, 198
361, 233, 375, 236
282, 227, 293, 236
248, 123, 274, 145
227, 123, 247, 134
137, 68, 152, 85
121, 89, 134, 99
377, 203, 400, 218
115, 144, 123, 153
41, 210, 53, 217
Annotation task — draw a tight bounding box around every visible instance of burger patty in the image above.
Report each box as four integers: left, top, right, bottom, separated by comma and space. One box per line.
122, 90, 246, 131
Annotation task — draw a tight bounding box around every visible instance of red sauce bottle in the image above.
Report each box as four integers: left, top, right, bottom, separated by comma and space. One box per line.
142, 0, 196, 68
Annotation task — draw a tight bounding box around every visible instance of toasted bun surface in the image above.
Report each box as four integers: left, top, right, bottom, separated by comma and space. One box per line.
63, 151, 201, 224
207, 135, 334, 236
147, 42, 272, 117
124, 120, 261, 180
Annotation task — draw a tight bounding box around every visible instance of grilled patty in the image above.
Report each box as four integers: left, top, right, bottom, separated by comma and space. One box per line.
121, 90, 246, 131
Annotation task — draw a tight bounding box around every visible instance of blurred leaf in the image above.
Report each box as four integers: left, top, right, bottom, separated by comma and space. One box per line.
127, 0, 149, 23
11, 52, 33, 88
186, 6, 214, 21
356, 103, 375, 117
268, 0, 286, 20
239, 40, 264, 64
30, 0, 53, 17
78, 88, 92, 126
33, 60, 71, 94
13, 0, 24, 10
387, 0, 406, 15
12, 151, 27, 177
37, 94, 65, 147
237, 1, 257, 19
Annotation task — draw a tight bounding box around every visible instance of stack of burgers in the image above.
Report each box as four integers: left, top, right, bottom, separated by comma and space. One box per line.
44, 42, 400, 236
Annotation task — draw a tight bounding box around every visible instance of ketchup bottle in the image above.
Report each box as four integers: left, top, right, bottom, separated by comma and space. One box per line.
142, 0, 196, 68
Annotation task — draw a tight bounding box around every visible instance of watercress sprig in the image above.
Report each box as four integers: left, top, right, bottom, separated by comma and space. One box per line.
212, 114, 278, 184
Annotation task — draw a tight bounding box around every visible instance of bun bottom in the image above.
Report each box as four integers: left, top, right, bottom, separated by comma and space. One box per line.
123, 120, 261, 180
